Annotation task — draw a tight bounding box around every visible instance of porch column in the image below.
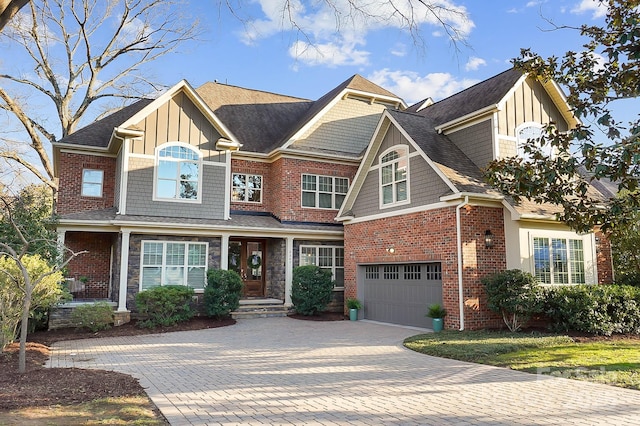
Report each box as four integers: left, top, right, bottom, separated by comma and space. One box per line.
117, 230, 131, 312
56, 229, 66, 266
220, 233, 229, 270
285, 236, 294, 306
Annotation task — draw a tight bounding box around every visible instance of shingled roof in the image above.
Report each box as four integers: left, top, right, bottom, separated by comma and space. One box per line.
56, 99, 153, 148
407, 68, 523, 126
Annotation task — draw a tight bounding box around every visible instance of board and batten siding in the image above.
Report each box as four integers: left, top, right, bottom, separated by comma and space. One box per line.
128, 91, 224, 161
446, 120, 493, 170
125, 156, 227, 219
292, 98, 388, 155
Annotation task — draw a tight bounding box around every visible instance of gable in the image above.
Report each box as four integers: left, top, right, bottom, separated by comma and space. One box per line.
128, 90, 224, 160
290, 97, 388, 156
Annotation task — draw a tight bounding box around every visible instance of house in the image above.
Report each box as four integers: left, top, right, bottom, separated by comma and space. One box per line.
53, 69, 613, 330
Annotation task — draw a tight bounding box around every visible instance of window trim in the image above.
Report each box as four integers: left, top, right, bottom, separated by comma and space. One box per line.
299, 245, 345, 288
378, 146, 410, 209
81, 168, 104, 198
516, 122, 554, 160
231, 172, 263, 203
152, 142, 203, 204
300, 174, 349, 210
531, 235, 586, 286
139, 240, 208, 291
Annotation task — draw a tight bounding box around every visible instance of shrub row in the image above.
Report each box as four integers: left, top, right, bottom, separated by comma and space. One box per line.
543, 284, 640, 335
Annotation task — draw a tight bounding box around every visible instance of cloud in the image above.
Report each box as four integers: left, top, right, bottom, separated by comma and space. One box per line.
367, 69, 479, 104
465, 56, 486, 71
289, 40, 370, 68
571, 0, 607, 19
390, 43, 407, 57
238, 0, 474, 67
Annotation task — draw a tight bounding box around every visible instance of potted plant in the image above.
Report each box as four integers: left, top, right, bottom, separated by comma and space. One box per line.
346, 297, 362, 321
426, 303, 447, 332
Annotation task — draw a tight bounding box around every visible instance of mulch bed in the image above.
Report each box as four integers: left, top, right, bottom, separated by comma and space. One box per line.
1, 316, 235, 411
288, 311, 347, 321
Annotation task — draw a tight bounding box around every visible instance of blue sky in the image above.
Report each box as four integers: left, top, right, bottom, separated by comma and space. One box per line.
151, 0, 609, 107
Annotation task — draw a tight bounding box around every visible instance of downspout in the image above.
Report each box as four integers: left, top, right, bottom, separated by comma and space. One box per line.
456, 195, 470, 331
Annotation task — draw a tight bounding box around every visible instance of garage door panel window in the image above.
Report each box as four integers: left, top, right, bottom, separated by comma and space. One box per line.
383, 265, 399, 280
425, 263, 442, 280
404, 264, 421, 280
365, 266, 379, 279
300, 245, 344, 288
533, 237, 585, 285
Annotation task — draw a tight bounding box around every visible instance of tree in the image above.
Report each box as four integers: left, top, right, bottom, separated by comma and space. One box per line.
485, 0, 640, 234
608, 191, 640, 285
0, 0, 200, 192
0, 0, 28, 31
0, 193, 85, 373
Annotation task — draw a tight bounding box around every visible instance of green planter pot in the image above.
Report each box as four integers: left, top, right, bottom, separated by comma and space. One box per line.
432, 318, 444, 332
349, 308, 358, 321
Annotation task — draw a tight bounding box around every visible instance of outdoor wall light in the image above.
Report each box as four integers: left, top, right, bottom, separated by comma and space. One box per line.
386, 246, 395, 254
484, 230, 494, 248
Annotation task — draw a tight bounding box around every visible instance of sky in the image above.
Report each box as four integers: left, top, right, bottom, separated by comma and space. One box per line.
151, 0, 610, 107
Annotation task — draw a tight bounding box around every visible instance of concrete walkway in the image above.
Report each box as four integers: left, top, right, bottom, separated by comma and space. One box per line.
48, 318, 640, 425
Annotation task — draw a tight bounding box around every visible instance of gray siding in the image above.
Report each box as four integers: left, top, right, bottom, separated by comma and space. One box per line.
126, 156, 226, 219
447, 120, 493, 169
371, 126, 416, 167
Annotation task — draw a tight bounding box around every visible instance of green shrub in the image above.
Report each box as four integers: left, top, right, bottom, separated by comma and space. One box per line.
346, 297, 362, 310
71, 301, 114, 332
204, 269, 243, 318
426, 303, 447, 319
291, 265, 333, 316
135, 285, 195, 328
481, 269, 541, 332
543, 284, 640, 335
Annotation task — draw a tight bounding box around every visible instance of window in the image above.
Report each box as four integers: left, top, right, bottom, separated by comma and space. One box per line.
516, 123, 553, 160
301, 174, 348, 209
533, 237, 586, 285
365, 266, 379, 280
383, 265, 399, 280
379, 147, 408, 206
232, 173, 262, 203
81, 169, 103, 197
155, 144, 201, 201
141, 241, 207, 290
404, 264, 421, 280
299, 245, 344, 287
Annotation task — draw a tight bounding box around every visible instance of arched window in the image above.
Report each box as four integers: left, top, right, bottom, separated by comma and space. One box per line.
516, 123, 551, 160
379, 146, 409, 207
155, 144, 201, 201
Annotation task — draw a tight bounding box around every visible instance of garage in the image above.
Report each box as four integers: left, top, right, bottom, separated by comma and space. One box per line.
361, 263, 443, 328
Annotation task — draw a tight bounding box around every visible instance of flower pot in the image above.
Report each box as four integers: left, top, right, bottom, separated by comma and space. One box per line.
349, 308, 358, 321
432, 317, 444, 332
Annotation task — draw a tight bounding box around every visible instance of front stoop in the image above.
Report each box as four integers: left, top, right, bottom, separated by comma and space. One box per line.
232, 299, 291, 319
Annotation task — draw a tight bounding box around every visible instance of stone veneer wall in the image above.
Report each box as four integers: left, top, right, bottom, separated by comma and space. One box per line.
266, 238, 286, 300
125, 235, 222, 311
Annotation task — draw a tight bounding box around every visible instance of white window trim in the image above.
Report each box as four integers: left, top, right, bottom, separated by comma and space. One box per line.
232, 172, 263, 203
139, 240, 208, 292
81, 168, 104, 198
299, 245, 345, 288
300, 174, 349, 210
378, 146, 410, 209
530, 235, 587, 286
152, 142, 203, 204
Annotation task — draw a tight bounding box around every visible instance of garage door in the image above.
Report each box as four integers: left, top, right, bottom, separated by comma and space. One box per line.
361, 263, 442, 328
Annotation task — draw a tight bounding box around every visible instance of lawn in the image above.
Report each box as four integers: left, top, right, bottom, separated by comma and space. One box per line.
404, 330, 640, 390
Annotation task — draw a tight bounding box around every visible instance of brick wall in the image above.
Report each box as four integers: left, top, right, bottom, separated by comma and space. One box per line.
57, 152, 116, 215
595, 230, 614, 284
271, 157, 358, 223
64, 232, 116, 299
230, 159, 273, 213
344, 205, 505, 330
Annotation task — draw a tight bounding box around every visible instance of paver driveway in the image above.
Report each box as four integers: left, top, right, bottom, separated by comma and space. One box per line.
49, 318, 640, 425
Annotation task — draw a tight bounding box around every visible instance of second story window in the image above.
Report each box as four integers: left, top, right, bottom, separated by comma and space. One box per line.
380, 146, 408, 207
81, 169, 103, 197
301, 174, 348, 210
232, 173, 262, 203
155, 144, 201, 202
516, 123, 548, 160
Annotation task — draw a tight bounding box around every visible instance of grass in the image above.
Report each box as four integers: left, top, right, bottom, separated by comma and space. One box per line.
0, 396, 167, 425
404, 330, 640, 390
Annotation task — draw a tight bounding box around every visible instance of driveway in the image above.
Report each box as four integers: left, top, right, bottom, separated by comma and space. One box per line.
48, 318, 640, 425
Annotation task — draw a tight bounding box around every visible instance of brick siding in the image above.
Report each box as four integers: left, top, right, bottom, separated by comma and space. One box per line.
57, 152, 116, 215
344, 205, 505, 330
595, 230, 614, 284
63, 232, 116, 299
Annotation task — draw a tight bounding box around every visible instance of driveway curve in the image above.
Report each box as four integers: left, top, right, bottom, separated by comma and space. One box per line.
49, 318, 640, 425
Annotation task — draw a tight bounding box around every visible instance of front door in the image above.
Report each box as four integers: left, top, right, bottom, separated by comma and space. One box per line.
229, 239, 266, 297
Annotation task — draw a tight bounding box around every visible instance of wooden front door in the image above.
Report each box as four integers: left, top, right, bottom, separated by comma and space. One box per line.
229, 239, 266, 297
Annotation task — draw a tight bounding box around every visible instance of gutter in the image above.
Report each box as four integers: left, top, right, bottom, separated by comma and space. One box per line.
456, 195, 470, 331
